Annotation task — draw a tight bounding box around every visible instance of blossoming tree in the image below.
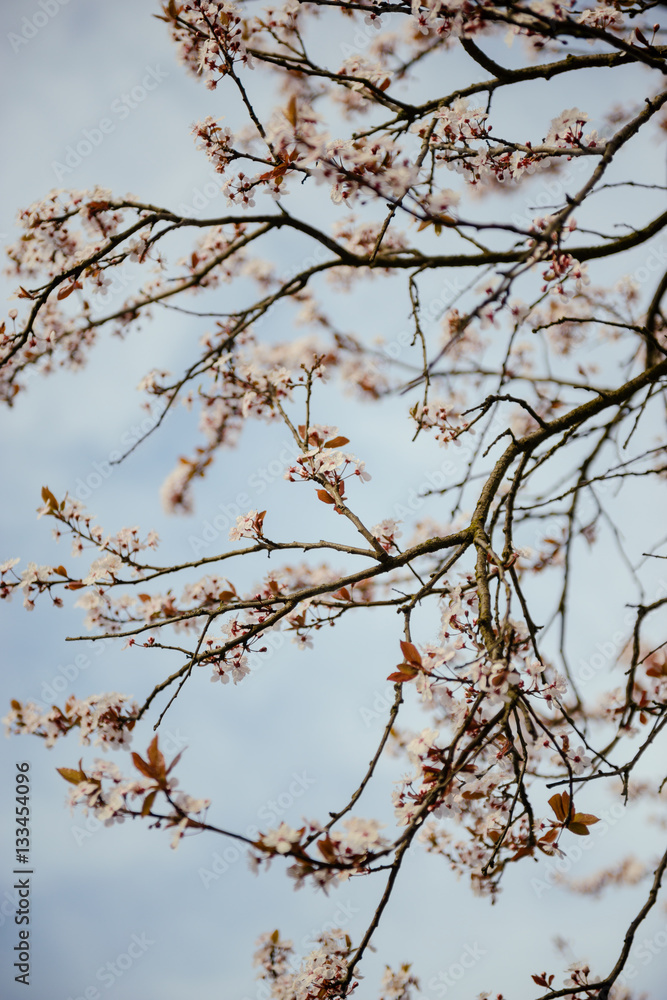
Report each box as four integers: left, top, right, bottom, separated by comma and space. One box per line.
3, 0, 667, 996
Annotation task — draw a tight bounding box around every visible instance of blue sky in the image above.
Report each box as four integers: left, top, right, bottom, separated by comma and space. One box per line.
1, 3, 667, 999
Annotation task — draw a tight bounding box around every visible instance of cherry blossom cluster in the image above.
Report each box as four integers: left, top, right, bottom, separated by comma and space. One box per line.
253, 927, 357, 1000
3, 692, 138, 750
378, 964, 420, 1000
371, 518, 402, 553
204, 630, 251, 685
191, 116, 237, 173
0, 490, 163, 613
4, 1, 667, 997
410, 400, 470, 445
161, 0, 250, 89
314, 135, 420, 207
284, 425, 371, 509
57, 736, 211, 848
229, 508, 267, 542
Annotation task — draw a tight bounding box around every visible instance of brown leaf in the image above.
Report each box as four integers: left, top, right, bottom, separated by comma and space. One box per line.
286, 95, 298, 126
41, 485, 58, 509
570, 812, 599, 826
567, 821, 591, 836
548, 791, 570, 823
141, 790, 158, 817
166, 750, 184, 775
317, 836, 337, 863
57, 766, 86, 785
324, 436, 350, 448
316, 489, 335, 504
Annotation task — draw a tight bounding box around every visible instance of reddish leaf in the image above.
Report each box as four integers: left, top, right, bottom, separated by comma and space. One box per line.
387, 664, 419, 682
324, 436, 350, 449
147, 735, 166, 778
56, 280, 81, 300
316, 489, 335, 504
86, 200, 111, 213
399, 640, 422, 667
131, 752, 157, 781
511, 845, 535, 862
